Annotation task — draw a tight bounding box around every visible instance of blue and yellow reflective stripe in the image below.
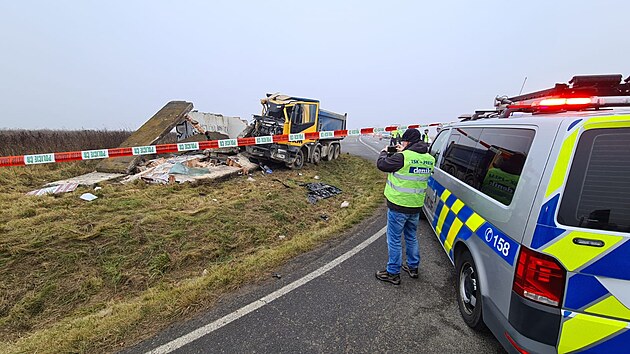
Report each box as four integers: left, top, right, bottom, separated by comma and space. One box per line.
430, 179, 518, 265
559, 311, 629, 354
444, 218, 463, 253
585, 296, 630, 322
542, 231, 624, 272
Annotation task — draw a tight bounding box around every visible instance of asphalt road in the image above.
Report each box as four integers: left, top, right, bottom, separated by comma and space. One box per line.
124, 135, 504, 354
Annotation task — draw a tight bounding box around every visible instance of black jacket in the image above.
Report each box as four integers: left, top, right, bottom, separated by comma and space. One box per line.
377, 142, 430, 214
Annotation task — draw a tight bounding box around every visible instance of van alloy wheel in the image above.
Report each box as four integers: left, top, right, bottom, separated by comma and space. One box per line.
459, 262, 477, 315
455, 250, 486, 330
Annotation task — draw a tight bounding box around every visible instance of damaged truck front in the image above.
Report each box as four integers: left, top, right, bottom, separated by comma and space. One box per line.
242, 94, 347, 169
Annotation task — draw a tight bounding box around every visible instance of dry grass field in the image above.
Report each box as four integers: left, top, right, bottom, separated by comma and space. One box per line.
0, 131, 385, 353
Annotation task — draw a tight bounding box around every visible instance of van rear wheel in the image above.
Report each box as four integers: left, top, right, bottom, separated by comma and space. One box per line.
456, 250, 486, 330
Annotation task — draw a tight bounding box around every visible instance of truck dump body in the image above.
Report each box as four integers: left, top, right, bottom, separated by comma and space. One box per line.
319, 109, 346, 132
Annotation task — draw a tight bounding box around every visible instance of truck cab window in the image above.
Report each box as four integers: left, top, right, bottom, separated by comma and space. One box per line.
290, 103, 316, 133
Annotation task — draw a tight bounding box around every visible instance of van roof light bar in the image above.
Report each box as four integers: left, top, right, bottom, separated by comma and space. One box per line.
495, 74, 630, 116
507, 74, 629, 103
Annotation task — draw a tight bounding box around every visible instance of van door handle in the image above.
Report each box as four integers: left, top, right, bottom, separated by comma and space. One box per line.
573, 238, 605, 247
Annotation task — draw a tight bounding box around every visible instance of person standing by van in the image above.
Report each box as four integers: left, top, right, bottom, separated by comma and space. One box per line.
376, 129, 435, 285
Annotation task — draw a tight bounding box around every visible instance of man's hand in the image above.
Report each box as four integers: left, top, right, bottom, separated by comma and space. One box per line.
396, 143, 403, 152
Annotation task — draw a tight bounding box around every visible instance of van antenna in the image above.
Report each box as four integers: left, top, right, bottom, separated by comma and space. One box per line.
518, 76, 528, 95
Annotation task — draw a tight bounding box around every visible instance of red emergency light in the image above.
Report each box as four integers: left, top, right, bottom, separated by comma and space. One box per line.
538, 97, 592, 106
507, 97, 594, 111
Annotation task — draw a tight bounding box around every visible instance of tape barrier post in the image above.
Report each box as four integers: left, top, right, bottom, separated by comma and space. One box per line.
0, 122, 449, 168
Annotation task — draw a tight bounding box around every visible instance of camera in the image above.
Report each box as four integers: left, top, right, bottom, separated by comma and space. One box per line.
387, 145, 398, 153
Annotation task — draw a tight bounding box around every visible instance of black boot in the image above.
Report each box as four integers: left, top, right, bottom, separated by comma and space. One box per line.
375, 270, 401, 285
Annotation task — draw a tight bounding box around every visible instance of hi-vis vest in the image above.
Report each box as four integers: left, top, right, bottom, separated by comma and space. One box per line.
384, 150, 435, 208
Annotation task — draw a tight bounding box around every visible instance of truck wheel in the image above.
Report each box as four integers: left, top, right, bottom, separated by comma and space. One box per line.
312, 146, 321, 165
287, 150, 304, 170
323, 145, 334, 162
456, 250, 486, 330
333, 144, 341, 159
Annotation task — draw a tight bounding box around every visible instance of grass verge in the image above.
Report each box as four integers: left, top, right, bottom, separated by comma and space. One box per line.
0, 154, 384, 353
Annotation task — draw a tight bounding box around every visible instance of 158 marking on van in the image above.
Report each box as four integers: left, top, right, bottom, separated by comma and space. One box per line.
481, 225, 518, 265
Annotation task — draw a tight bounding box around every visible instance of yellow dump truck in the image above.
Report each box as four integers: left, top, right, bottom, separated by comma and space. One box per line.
242, 93, 347, 169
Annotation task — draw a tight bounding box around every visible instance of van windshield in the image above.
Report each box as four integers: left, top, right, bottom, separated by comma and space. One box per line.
558, 128, 630, 233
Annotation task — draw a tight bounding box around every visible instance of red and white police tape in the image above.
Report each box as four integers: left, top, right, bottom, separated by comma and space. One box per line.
0, 123, 445, 168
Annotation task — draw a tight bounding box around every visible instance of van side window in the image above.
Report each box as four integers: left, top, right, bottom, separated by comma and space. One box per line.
558, 129, 630, 233
439, 127, 483, 188
475, 128, 535, 205
440, 127, 535, 205
429, 129, 450, 163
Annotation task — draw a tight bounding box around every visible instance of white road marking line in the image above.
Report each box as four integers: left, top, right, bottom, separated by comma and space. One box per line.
358, 136, 382, 154
147, 225, 388, 354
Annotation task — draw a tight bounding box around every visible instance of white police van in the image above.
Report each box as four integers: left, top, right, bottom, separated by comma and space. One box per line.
423, 75, 630, 353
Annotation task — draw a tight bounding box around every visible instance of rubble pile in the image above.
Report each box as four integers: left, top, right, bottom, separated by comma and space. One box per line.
122, 153, 257, 185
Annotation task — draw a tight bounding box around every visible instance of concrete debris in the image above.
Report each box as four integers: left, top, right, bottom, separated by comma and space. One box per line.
27, 183, 79, 196
121, 154, 251, 185
46, 172, 125, 187
305, 183, 342, 204
80, 193, 98, 201
314, 175, 320, 180
169, 162, 210, 176
202, 269, 208, 276
247, 177, 256, 182
121, 155, 203, 184
278, 235, 286, 240
94, 186, 102, 191
97, 101, 194, 174
340, 201, 350, 208
227, 154, 259, 174
185, 111, 248, 140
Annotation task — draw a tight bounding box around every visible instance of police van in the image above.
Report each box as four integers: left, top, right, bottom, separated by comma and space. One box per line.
423, 75, 630, 353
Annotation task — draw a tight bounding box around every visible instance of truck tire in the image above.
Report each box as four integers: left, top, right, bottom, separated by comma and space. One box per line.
333, 144, 341, 159
312, 146, 321, 165
287, 149, 304, 170
456, 250, 486, 331
323, 145, 334, 162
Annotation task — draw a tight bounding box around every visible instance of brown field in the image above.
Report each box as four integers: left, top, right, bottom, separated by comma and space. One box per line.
0, 129, 133, 156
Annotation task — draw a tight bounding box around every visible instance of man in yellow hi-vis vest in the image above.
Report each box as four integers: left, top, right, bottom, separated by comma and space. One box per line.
376, 129, 435, 285
390, 129, 401, 146
423, 129, 431, 143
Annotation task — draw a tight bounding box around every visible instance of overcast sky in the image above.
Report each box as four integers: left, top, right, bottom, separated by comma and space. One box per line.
0, 1, 628, 131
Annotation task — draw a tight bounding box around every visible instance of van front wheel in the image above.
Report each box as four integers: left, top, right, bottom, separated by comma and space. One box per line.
456, 250, 486, 330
